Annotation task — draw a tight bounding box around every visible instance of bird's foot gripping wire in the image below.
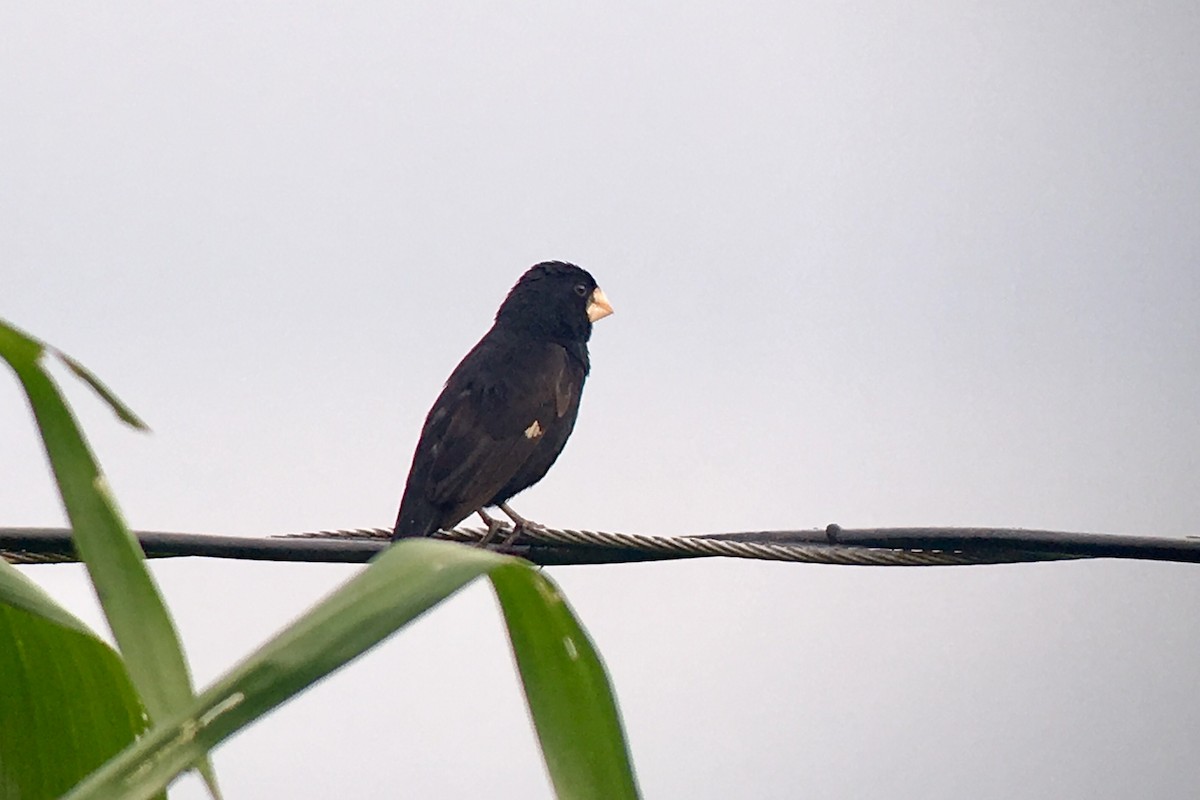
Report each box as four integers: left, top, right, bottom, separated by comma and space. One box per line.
497, 502, 545, 549
476, 509, 511, 548
474, 504, 545, 550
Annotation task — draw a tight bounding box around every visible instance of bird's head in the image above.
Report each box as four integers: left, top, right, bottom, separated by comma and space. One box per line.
495, 261, 614, 342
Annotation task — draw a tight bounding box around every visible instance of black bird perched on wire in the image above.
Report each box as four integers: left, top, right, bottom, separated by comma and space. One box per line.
392, 261, 614, 544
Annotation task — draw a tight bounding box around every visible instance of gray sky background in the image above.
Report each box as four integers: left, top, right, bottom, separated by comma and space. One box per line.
3, 3, 1199, 798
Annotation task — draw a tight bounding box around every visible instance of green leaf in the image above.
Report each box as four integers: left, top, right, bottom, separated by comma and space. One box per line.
0, 318, 217, 797
5, 349, 191, 718
492, 565, 641, 800
0, 558, 158, 798
64, 540, 507, 800
55, 349, 150, 431
0, 319, 146, 430
0, 319, 44, 364
0, 556, 96, 638
0, 603, 151, 800
65, 540, 637, 800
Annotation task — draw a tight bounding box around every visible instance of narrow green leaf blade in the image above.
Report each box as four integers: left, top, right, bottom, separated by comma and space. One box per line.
492, 565, 641, 800
2, 331, 216, 796
0, 317, 147, 431
10, 362, 194, 723
54, 349, 150, 431
0, 320, 166, 798
65, 540, 512, 800
0, 318, 44, 367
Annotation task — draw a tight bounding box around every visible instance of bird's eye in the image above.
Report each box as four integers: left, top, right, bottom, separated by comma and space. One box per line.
574, 284, 588, 297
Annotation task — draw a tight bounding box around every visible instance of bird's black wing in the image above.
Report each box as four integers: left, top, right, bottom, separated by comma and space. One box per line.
490, 342, 586, 503
399, 334, 582, 534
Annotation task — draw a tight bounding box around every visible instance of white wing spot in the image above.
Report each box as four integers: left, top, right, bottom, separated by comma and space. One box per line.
524, 420, 543, 439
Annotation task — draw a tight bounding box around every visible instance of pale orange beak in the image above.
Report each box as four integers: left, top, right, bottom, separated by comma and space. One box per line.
587, 287, 614, 322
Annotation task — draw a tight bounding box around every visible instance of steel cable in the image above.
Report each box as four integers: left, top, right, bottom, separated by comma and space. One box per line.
7, 524, 1196, 567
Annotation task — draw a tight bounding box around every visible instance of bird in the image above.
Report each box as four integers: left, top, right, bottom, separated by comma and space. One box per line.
392, 261, 613, 545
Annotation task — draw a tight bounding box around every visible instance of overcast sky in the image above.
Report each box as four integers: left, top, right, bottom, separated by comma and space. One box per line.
3, 3, 1199, 798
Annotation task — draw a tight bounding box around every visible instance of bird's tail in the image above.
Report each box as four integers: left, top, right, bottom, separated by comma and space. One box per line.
392, 494, 442, 540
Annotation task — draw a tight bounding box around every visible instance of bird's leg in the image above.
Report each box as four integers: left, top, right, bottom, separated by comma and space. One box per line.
476, 508, 511, 547
497, 502, 545, 548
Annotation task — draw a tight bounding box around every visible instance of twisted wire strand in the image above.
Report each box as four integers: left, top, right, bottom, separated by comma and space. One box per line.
422, 526, 1048, 566
276, 526, 1077, 566
1, 550, 73, 565
4, 524, 1196, 567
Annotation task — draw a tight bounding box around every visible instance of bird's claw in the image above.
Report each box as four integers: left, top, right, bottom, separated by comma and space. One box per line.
476, 509, 510, 548
498, 520, 545, 550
